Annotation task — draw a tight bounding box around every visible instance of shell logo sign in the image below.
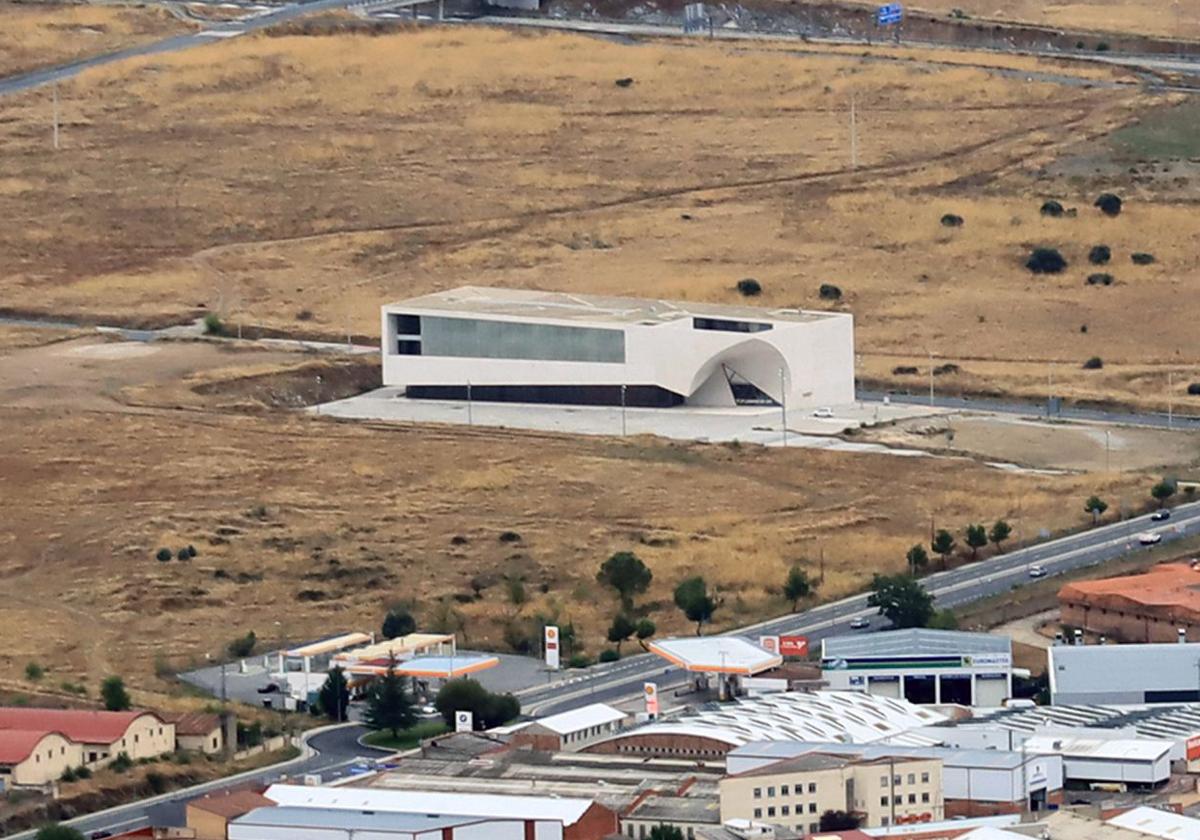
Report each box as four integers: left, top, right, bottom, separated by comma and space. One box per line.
644, 682, 660, 717
544, 626, 560, 670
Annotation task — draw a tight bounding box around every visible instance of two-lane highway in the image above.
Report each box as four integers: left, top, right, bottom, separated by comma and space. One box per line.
521, 501, 1200, 715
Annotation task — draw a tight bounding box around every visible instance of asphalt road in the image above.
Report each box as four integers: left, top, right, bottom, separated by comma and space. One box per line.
858, 389, 1200, 430
521, 500, 1200, 715
6, 724, 386, 840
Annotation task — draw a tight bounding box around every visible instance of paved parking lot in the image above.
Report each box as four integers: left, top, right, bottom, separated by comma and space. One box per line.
313, 388, 941, 453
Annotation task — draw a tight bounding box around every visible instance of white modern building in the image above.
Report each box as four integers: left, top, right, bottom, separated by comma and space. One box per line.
821, 629, 1014, 707
381, 287, 854, 408
1048, 642, 1200, 705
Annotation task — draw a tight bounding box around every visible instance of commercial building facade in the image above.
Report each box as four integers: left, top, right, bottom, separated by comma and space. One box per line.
720, 751, 943, 830
1048, 642, 1200, 705
381, 287, 854, 409
821, 629, 1013, 707
1058, 564, 1200, 644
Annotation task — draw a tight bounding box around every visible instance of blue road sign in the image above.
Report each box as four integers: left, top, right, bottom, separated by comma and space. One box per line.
877, 3, 903, 25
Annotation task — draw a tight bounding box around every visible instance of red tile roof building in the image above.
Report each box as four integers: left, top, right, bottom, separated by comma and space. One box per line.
1058, 563, 1200, 643
0, 707, 174, 768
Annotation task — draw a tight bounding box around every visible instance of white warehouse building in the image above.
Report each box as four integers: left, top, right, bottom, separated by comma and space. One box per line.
380, 287, 854, 408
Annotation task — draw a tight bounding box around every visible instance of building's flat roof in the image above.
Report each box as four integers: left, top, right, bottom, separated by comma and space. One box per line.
346, 654, 498, 679
648, 637, 783, 676
1023, 735, 1172, 761
232, 806, 486, 833
728, 740, 1046, 772
531, 703, 626, 736
957, 703, 1200, 742
1107, 806, 1200, 840
727, 750, 856, 777
627, 793, 721, 824
332, 632, 454, 663
1040, 811, 1149, 840
385, 286, 840, 326
287, 632, 373, 658
1049, 644, 1200, 695
823, 629, 1011, 660
595, 691, 947, 750
265, 783, 597, 824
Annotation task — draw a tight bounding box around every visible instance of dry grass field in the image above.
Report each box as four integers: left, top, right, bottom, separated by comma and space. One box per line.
2, 24, 1189, 408
0, 2, 192, 78
0, 333, 1152, 693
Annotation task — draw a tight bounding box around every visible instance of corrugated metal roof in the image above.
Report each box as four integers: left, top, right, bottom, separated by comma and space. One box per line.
532, 703, 626, 735
232, 806, 486, 832
265, 783, 597, 824
728, 740, 1043, 770
823, 629, 1010, 659
1108, 806, 1200, 840
1049, 644, 1200, 696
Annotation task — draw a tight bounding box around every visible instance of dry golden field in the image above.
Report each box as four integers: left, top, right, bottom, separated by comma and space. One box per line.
0, 333, 1154, 692
2, 25, 1191, 408
0, 2, 192, 78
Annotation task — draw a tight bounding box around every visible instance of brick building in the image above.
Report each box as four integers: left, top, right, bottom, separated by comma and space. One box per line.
1058, 563, 1200, 643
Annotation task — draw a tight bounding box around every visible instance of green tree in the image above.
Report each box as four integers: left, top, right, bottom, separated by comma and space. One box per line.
931, 529, 956, 570
1152, 480, 1177, 508
989, 520, 1012, 552
434, 678, 520, 730
819, 811, 861, 831
649, 827, 685, 840
35, 825, 86, 840
363, 657, 417, 738
606, 614, 637, 654
227, 630, 257, 658
505, 576, 527, 609
317, 666, 350, 722
927, 608, 959, 630
965, 524, 987, 560
906, 544, 929, 575
1084, 495, 1109, 524
782, 566, 814, 611
867, 574, 935, 629
596, 551, 654, 610
674, 576, 719, 635
635, 618, 656, 642
382, 607, 416, 640
25, 662, 44, 681
100, 676, 131, 712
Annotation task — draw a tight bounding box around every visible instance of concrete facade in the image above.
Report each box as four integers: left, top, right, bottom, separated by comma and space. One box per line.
720, 753, 943, 830
381, 287, 854, 410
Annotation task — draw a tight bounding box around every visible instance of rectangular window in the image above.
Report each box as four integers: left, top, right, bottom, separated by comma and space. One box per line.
688, 830, 694, 840
393, 313, 422, 335
881, 797, 888, 806
639, 825, 646, 839
810, 824, 819, 834
397, 339, 422, 355
808, 803, 816, 814
893, 775, 901, 786
907, 773, 915, 785
808, 783, 816, 794
781, 785, 789, 796
421, 315, 626, 364
692, 317, 773, 334
880, 775, 888, 787
768, 807, 776, 817
908, 794, 916, 804
922, 793, 930, 803
754, 809, 762, 819
767, 787, 776, 798
921, 772, 930, 783
754, 788, 762, 799
882, 818, 890, 827
782, 806, 790, 816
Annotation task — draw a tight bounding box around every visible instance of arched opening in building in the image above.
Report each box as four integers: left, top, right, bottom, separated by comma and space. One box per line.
687, 339, 790, 407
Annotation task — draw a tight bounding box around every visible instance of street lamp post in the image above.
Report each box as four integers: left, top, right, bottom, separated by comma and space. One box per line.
621, 384, 627, 436
927, 350, 934, 406
779, 368, 788, 448
466, 380, 473, 426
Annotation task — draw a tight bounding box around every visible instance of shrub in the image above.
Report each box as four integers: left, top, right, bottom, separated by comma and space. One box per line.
498, 530, 521, 543
155, 547, 172, 563
60, 766, 77, 783
614, 77, 634, 87
736, 278, 762, 297
818, 283, 842, 301
1026, 247, 1067, 274
145, 771, 168, 794
1039, 200, 1064, 217
25, 662, 44, 681
202, 312, 224, 335
381, 607, 416, 640
75, 765, 92, 779
940, 213, 964, 227
110, 752, 134, 774
1188, 383, 1200, 396
892, 365, 919, 375
296, 589, 326, 602
1094, 193, 1122, 216
1096, 41, 1110, 51
1131, 252, 1156, 265
60, 680, 86, 695
176, 547, 190, 561
227, 630, 257, 658
1088, 245, 1111, 264
933, 363, 961, 376
567, 653, 593, 669
186, 544, 198, 558
598, 649, 621, 663
1086, 273, 1114, 286
101, 676, 131, 711
295, 309, 314, 321
1082, 356, 1104, 370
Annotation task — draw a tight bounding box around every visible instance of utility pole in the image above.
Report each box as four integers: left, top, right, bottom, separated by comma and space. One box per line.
849, 93, 858, 170
928, 350, 935, 406
1169, 370, 1174, 429
779, 367, 788, 447
466, 381, 473, 426
621, 384, 627, 436
1105, 429, 1111, 472
52, 82, 60, 150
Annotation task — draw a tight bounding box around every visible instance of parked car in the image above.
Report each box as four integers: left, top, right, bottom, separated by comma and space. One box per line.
812, 407, 835, 418
1028, 565, 1047, 578
1138, 532, 1163, 545
1151, 510, 1171, 522
849, 616, 871, 630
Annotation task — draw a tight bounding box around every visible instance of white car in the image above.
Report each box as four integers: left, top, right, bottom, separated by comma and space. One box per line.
1138, 532, 1163, 545
812, 407, 834, 418
1028, 565, 1047, 578
849, 616, 870, 630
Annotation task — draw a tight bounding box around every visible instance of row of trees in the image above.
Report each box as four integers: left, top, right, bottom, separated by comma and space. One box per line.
904, 520, 1012, 575
1086, 480, 1184, 524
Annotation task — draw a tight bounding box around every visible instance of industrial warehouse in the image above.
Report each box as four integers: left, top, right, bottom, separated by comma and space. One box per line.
380, 286, 855, 409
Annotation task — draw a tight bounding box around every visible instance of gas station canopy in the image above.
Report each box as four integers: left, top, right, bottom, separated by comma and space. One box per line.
648, 637, 782, 676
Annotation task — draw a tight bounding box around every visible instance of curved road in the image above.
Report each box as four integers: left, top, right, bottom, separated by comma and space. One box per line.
522, 500, 1200, 715
6, 724, 388, 840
